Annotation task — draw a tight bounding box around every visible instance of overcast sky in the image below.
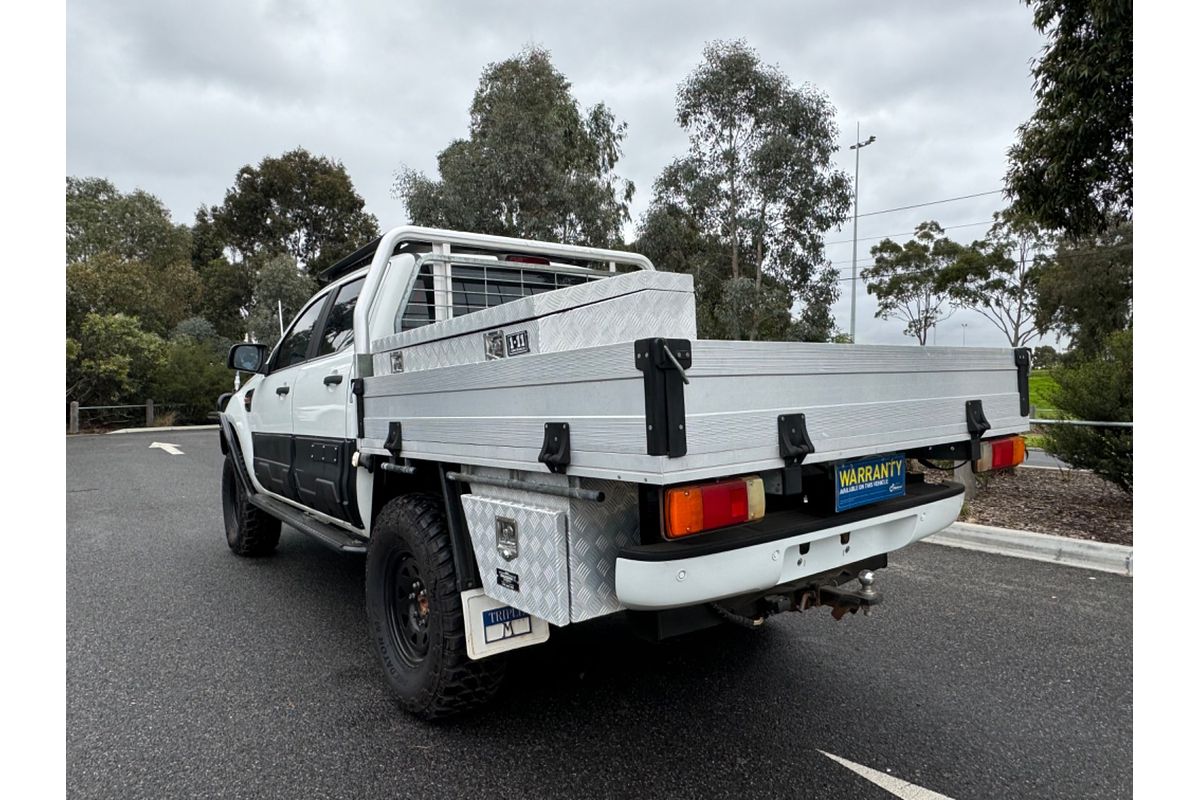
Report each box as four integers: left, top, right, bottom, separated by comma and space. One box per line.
66, 0, 1055, 347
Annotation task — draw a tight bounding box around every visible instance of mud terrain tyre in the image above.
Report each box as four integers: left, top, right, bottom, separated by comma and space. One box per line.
221, 457, 281, 556
365, 493, 506, 719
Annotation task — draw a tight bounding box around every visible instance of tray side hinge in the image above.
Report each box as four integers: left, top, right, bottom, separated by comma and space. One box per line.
538, 422, 571, 474
351, 378, 366, 439
384, 421, 403, 454
634, 338, 691, 458
778, 413, 815, 495
778, 413, 815, 465
1014, 347, 1032, 416
965, 399, 992, 461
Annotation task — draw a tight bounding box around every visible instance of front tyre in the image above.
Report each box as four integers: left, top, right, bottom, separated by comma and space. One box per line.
365, 494, 505, 719
221, 457, 280, 556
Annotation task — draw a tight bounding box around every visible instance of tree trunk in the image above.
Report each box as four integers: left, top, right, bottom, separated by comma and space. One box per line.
728, 129, 739, 279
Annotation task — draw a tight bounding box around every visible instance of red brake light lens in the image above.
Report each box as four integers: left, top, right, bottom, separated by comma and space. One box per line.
975, 435, 1026, 472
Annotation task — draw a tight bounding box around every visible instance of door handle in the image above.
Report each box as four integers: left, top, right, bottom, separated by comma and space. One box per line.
276, 385, 290, 396
323, 374, 344, 386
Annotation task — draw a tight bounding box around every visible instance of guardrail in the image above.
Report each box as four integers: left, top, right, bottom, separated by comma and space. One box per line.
67, 400, 206, 433
1029, 419, 1133, 429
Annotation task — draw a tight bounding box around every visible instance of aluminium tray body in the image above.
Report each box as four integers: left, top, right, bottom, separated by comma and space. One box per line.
360, 338, 1029, 485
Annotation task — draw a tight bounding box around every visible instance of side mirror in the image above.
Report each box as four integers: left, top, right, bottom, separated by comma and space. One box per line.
228, 343, 268, 373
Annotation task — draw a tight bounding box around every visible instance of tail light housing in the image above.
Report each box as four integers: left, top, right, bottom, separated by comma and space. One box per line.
975, 435, 1026, 472
664, 476, 766, 539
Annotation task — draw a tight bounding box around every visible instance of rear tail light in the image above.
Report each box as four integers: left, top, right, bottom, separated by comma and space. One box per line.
664, 476, 766, 539
975, 435, 1026, 472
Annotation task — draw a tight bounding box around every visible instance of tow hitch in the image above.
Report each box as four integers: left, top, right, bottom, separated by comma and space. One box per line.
803, 570, 882, 620
723, 569, 883, 626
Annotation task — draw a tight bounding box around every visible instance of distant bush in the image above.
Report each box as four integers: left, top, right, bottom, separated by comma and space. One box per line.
1043, 329, 1132, 493
150, 338, 233, 423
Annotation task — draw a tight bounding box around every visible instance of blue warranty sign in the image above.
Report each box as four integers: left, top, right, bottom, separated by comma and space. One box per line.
834, 453, 906, 512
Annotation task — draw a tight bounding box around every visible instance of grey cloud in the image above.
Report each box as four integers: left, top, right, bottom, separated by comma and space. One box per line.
67, 0, 1050, 346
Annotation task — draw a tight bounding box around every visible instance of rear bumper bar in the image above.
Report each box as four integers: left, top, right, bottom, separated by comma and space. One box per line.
614, 484, 964, 610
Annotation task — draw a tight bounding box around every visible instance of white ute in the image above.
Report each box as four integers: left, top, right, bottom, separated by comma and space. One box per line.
218, 226, 1031, 718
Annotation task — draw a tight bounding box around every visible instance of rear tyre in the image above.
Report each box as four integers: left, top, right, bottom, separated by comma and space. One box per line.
365, 493, 506, 719
221, 457, 281, 556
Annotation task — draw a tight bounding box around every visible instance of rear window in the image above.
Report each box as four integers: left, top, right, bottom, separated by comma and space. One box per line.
397, 261, 603, 332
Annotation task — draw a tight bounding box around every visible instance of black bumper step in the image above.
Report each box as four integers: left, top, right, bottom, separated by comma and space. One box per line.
620, 481, 965, 562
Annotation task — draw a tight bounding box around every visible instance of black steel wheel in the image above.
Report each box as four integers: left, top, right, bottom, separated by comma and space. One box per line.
386, 550, 431, 666
365, 493, 506, 719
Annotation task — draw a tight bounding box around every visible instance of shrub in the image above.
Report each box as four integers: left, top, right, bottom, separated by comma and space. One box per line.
1043, 329, 1132, 492
150, 338, 234, 422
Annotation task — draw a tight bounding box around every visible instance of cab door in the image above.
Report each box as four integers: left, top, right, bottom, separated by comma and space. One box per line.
248, 293, 329, 501
290, 277, 365, 525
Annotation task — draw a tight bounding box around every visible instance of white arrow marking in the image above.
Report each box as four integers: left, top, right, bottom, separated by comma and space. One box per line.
149, 442, 184, 456
819, 751, 956, 800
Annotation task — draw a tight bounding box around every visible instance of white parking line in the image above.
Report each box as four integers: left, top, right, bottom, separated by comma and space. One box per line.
819, 751, 956, 800
149, 442, 184, 456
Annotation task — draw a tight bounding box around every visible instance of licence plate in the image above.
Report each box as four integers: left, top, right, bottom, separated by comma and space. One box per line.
835, 453, 906, 512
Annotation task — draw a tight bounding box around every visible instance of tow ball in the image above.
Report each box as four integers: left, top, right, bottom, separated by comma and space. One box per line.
803, 570, 882, 620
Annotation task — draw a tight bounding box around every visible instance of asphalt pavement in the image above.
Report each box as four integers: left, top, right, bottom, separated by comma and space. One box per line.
67, 429, 1131, 799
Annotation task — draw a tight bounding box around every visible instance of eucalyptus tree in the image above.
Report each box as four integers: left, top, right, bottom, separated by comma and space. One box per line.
864, 222, 963, 346
394, 46, 634, 248
640, 39, 850, 340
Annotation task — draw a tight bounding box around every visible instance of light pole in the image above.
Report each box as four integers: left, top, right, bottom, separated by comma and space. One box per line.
961, 323, 967, 346
849, 124, 876, 344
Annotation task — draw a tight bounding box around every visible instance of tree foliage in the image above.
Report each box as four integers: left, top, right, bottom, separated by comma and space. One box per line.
939, 211, 1051, 347
151, 337, 233, 421
638, 39, 850, 341
67, 252, 202, 338
244, 254, 318, 349
864, 222, 962, 345
66, 313, 166, 405
1042, 328, 1132, 492
1004, 0, 1133, 237
394, 46, 634, 247
65, 178, 203, 340
1032, 345, 1062, 368
66, 177, 191, 267
195, 257, 255, 341
212, 148, 380, 276
1033, 221, 1132, 356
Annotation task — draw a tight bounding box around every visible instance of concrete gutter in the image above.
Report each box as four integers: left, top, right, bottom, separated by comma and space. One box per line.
924, 522, 1132, 577
106, 425, 219, 434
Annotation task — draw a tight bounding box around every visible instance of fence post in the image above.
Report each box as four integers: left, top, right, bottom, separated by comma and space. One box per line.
69, 401, 80, 435
146, 399, 155, 428
954, 461, 977, 502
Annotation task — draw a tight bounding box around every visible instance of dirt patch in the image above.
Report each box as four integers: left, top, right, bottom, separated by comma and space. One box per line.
917, 465, 1132, 546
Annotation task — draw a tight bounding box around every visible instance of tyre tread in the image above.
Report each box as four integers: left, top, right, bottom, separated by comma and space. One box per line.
369, 493, 505, 719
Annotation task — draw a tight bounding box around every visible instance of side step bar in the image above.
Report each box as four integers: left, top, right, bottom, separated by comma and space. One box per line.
248, 494, 368, 554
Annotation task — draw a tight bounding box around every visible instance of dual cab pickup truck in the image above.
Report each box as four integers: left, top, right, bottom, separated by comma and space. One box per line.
218, 226, 1030, 718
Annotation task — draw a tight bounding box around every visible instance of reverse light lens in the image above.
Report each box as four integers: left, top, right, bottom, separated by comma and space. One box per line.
664, 476, 766, 539
975, 435, 1026, 472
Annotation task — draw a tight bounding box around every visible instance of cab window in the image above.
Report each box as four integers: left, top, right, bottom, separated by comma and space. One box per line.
317, 277, 364, 356
273, 296, 327, 370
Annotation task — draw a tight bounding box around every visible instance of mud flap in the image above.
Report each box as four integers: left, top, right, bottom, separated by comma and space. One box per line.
461, 589, 551, 660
